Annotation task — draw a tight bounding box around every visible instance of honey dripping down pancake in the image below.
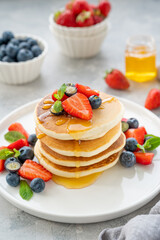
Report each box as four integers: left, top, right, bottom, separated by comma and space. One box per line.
35, 92, 124, 140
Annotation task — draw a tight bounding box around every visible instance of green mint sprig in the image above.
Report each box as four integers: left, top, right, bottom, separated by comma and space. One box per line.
4, 131, 26, 143
137, 134, 160, 153
0, 148, 20, 160
19, 180, 33, 201
54, 83, 67, 101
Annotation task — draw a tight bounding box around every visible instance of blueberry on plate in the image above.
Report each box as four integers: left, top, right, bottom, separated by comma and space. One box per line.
121, 121, 129, 133
127, 118, 139, 129
5, 157, 21, 172
6, 172, 20, 187
17, 49, 34, 62
2, 31, 14, 43
0, 44, 6, 59
31, 45, 42, 57
10, 38, 19, 46
2, 56, 14, 62
124, 138, 138, 152
19, 42, 30, 50
89, 95, 102, 109
0, 37, 3, 45
28, 134, 37, 146
18, 146, 34, 163
6, 43, 19, 58
120, 151, 136, 168
27, 38, 38, 48
30, 178, 45, 193
65, 83, 77, 97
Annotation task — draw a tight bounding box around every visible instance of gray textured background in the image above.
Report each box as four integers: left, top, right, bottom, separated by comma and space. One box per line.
0, 0, 160, 239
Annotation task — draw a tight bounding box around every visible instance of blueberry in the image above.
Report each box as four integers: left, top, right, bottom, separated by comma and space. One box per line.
120, 151, 136, 168
89, 95, 102, 109
28, 134, 37, 146
65, 83, 77, 97
18, 146, 34, 163
0, 44, 6, 58
27, 38, 38, 48
2, 56, 14, 62
6, 43, 19, 58
6, 172, 20, 187
122, 121, 129, 133
30, 178, 45, 193
2, 31, 14, 43
124, 138, 138, 152
31, 45, 42, 57
19, 42, 30, 50
10, 38, 19, 46
5, 157, 21, 172
17, 49, 34, 62
0, 37, 3, 45
127, 118, 139, 129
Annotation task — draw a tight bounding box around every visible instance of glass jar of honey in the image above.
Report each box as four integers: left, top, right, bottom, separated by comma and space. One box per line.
125, 35, 157, 82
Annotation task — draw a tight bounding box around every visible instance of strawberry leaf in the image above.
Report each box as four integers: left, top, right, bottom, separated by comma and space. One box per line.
19, 180, 33, 201
4, 131, 26, 143
0, 149, 14, 160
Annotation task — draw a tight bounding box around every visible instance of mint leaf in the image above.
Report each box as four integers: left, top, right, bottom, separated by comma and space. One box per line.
13, 148, 20, 158
54, 101, 63, 113
137, 144, 145, 153
53, 93, 60, 100
57, 84, 67, 100
143, 137, 160, 151
19, 180, 33, 201
4, 131, 26, 143
0, 149, 14, 160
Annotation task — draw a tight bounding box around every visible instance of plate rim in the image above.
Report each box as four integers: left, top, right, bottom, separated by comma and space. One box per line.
0, 97, 160, 223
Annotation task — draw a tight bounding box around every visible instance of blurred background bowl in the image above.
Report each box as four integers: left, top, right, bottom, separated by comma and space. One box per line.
0, 34, 48, 85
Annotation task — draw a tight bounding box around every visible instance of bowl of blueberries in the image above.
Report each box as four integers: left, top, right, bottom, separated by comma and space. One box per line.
0, 31, 48, 84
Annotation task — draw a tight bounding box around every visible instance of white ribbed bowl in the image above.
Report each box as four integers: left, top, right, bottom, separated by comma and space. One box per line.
0, 34, 48, 85
49, 13, 109, 37
50, 25, 108, 58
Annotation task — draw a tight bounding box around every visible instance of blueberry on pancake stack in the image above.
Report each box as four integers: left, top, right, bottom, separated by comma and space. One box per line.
34, 83, 125, 189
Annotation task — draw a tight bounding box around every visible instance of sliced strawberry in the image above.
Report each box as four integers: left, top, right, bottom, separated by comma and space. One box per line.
0, 160, 5, 172
18, 160, 52, 182
125, 127, 147, 145
52, 90, 68, 102
75, 83, 99, 98
8, 122, 29, 139
145, 88, 160, 110
62, 93, 93, 120
134, 152, 154, 165
8, 139, 29, 150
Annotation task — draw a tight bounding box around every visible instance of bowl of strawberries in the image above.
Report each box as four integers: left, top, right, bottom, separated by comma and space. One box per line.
49, 0, 111, 58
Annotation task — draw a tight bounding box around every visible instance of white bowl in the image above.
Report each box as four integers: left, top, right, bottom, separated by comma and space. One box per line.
0, 34, 48, 85
49, 13, 109, 37
50, 25, 108, 58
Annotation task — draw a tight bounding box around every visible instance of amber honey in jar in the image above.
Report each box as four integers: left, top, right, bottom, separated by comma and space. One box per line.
125, 35, 157, 82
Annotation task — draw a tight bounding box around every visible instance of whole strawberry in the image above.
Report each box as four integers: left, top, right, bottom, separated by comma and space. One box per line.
65, 1, 73, 10
145, 88, 160, 110
72, 0, 90, 15
99, 0, 111, 17
55, 10, 76, 27
93, 15, 104, 24
104, 69, 130, 90
76, 11, 94, 27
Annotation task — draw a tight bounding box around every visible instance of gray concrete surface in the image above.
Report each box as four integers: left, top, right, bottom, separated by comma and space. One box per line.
0, 0, 160, 239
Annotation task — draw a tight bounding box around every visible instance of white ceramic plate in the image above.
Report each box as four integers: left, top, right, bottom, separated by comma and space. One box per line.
0, 98, 160, 224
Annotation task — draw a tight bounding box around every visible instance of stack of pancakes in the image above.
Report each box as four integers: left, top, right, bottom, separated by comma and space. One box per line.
34, 92, 125, 188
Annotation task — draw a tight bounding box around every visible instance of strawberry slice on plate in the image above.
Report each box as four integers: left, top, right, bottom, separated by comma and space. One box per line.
8, 139, 29, 150
62, 93, 93, 120
134, 152, 154, 165
75, 83, 99, 98
125, 126, 147, 145
19, 160, 52, 182
8, 122, 29, 139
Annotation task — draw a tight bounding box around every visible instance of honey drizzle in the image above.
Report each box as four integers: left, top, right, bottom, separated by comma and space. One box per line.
38, 111, 52, 123
56, 119, 68, 126
37, 133, 46, 139
43, 99, 54, 104
102, 97, 115, 104
42, 104, 52, 110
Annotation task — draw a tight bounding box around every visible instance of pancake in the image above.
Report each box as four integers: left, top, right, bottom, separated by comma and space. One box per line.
37, 122, 122, 157
34, 141, 121, 178
35, 92, 124, 140
38, 133, 125, 167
